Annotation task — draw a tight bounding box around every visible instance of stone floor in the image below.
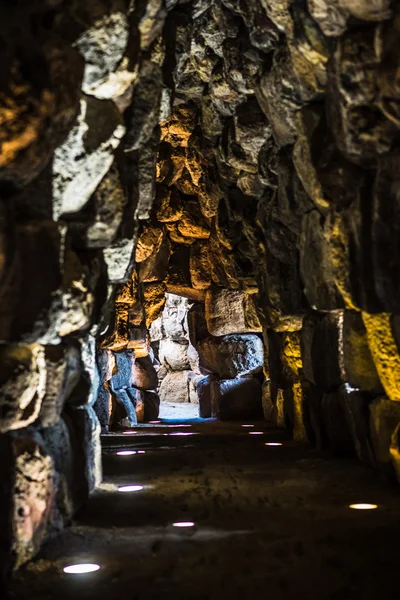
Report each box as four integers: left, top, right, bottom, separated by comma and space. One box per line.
158, 401, 200, 420
9, 419, 400, 600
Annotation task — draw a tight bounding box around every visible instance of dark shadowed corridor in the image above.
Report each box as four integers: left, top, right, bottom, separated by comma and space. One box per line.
10, 420, 400, 600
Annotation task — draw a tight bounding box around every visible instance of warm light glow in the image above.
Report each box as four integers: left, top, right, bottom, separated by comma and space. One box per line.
172, 521, 195, 528
116, 450, 136, 456
63, 564, 100, 574
122, 431, 137, 435
118, 485, 144, 493
249, 432, 263, 435
349, 503, 378, 510
265, 442, 282, 446
242, 424, 254, 428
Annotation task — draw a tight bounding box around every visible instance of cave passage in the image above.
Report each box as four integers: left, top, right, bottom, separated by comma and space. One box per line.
2, 0, 400, 597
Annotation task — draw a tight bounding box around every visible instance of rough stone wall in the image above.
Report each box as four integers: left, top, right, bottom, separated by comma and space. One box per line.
150, 293, 203, 406
2, 0, 400, 581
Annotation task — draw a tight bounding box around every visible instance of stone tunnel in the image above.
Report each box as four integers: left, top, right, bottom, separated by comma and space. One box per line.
1, 0, 400, 597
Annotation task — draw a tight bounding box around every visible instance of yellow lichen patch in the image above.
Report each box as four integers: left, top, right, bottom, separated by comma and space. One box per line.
362, 312, 400, 401
325, 211, 358, 311
282, 332, 303, 380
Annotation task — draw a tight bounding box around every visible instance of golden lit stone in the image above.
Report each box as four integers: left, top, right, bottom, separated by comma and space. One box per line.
362, 312, 400, 401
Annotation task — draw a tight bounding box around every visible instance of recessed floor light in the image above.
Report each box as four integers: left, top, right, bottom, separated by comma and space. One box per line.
265, 442, 282, 446
249, 432, 263, 435
242, 425, 254, 428
116, 450, 136, 456
63, 564, 100, 574
118, 485, 144, 493
137, 450, 146, 454
349, 503, 378, 510
172, 521, 195, 528
169, 432, 197, 436
122, 431, 137, 435
149, 420, 161, 424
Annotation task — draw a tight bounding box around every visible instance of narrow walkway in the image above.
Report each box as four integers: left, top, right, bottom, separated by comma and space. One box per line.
10, 421, 400, 600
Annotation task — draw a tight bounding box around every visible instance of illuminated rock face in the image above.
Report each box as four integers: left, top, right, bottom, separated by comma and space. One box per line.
1, 0, 400, 580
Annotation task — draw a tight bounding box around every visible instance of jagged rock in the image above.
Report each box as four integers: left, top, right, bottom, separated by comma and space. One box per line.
190, 242, 212, 290
212, 376, 263, 421
370, 396, 400, 477
0, 41, 83, 186
197, 375, 216, 418
135, 226, 164, 263
94, 349, 115, 431
362, 312, 400, 401
103, 237, 136, 283
159, 339, 190, 371
57, 0, 135, 102
39, 344, 82, 427
341, 311, 382, 393
143, 282, 166, 328
205, 287, 261, 336
138, 232, 171, 283
308, 0, 392, 37
65, 405, 102, 502
283, 382, 309, 442
125, 61, 162, 151
53, 95, 125, 220
299, 210, 345, 311
0, 345, 46, 433
301, 312, 342, 391
159, 370, 192, 403
338, 385, 376, 467
69, 162, 128, 249
143, 390, 160, 421
155, 187, 183, 223
197, 334, 263, 379
327, 28, 397, 166
187, 303, 209, 347
11, 435, 55, 569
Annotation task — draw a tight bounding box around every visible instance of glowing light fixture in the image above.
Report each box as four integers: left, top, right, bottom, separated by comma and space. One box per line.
138, 450, 146, 454
169, 432, 196, 436
116, 450, 136, 456
122, 431, 137, 435
149, 420, 161, 424
63, 564, 100, 574
242, 424, 254, 428
118, 485, 144, 493
248, 431, 263, 435
172, 521, 195, 528
349, 503, 378, 510
265, 442, 282, 446
169, 424, 191, 428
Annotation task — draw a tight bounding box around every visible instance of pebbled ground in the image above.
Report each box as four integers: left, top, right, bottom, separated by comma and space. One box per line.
9, 419, 400, 600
